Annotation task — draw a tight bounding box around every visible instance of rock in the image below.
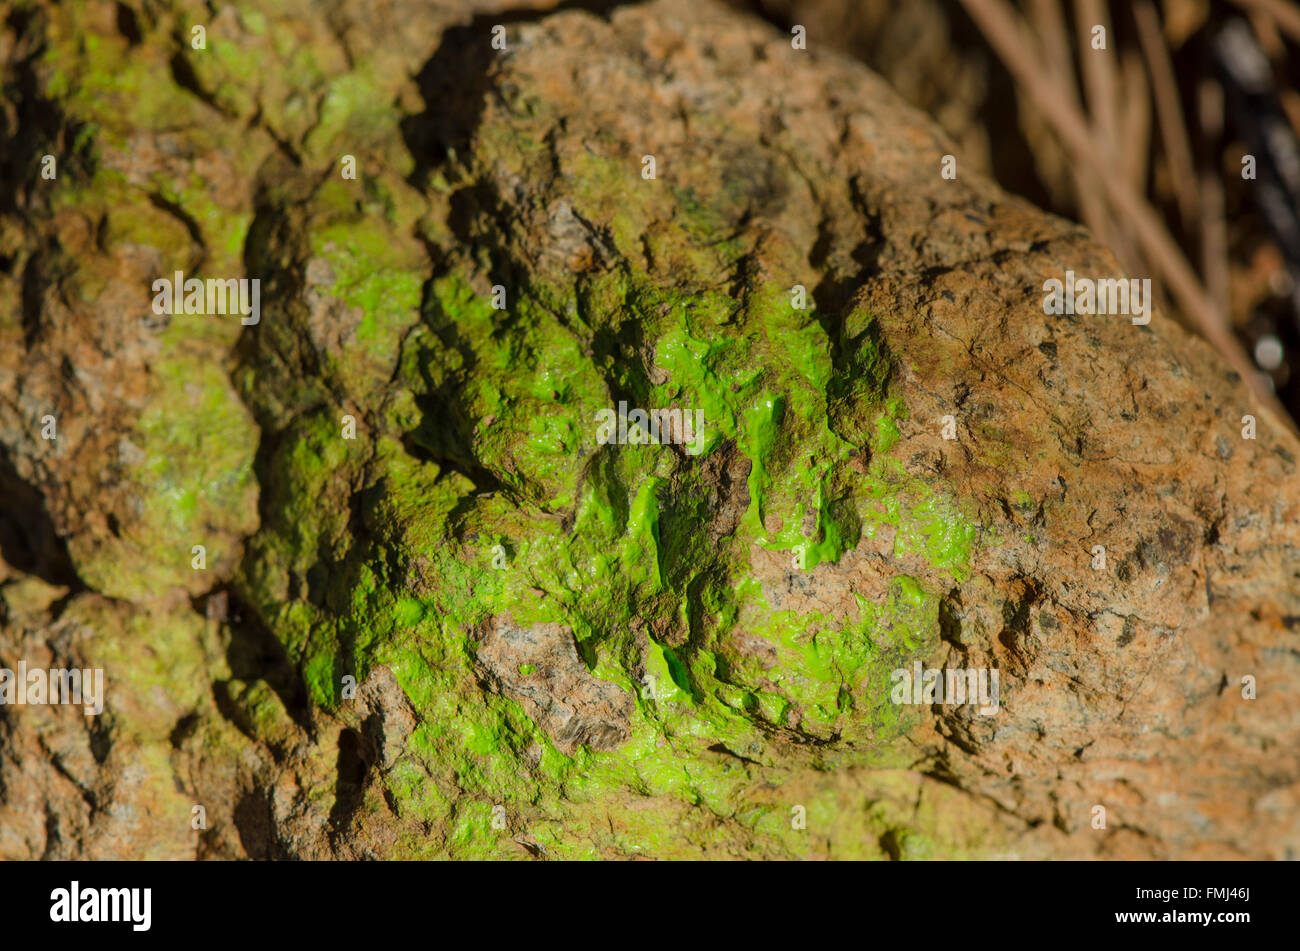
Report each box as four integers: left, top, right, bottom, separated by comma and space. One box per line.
475, 613, 634, 754
1, 0, 1297, 860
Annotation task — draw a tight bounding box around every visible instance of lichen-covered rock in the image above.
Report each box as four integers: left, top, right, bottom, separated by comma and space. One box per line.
2, 0, 1297, 860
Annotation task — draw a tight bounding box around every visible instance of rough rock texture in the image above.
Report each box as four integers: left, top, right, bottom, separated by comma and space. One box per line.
1, 0, 1298, 860
476, 614, 634, 754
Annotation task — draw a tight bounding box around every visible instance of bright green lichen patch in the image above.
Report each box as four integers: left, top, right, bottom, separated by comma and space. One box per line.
644, 291, 860, 569
223, 74, 998, 857
236, 246, 989, 855
12, 0, 1024, 860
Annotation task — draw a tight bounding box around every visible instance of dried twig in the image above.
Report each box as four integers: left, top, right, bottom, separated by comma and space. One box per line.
1075, 0, 1132, 264
1119, 47, 1152, 202
1247, 9, 1288, 57
1115, 46, 1152, 275
1231, 0, 1300, 45
1029, 0, 1077, 99
1198, 79, 1231, 327
1076, 0, 1119, 164
1028, 0, 1114, 251
1133, 0, 1200, 232
958, 0, 1294, 431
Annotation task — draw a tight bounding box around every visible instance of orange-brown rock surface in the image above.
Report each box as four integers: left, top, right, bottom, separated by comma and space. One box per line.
0, 0, 1296, 859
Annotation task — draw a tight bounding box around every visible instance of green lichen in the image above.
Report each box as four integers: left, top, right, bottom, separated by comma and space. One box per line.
214, 36, 997, 857
10, 0, 1024, 860
237, 254, 987, 857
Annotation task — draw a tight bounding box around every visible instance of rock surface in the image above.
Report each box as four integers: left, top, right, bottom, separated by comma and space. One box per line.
0, 0, 1297, 859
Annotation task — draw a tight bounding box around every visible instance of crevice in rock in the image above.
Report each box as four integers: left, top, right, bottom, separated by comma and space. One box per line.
0, 452, 83, 590
232, 788, 277, 860
327, 727, 374, 837
212, 587, 312, 734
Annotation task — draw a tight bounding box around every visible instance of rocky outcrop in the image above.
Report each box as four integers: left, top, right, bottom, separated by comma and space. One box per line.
1, 0, 1297, 859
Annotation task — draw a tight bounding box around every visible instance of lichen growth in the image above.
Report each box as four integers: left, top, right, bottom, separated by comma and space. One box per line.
28, 0, 999, 857
239, 246, 986, 857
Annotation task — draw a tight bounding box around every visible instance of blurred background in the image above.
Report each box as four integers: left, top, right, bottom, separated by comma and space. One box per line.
729, 0, 1300, 426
